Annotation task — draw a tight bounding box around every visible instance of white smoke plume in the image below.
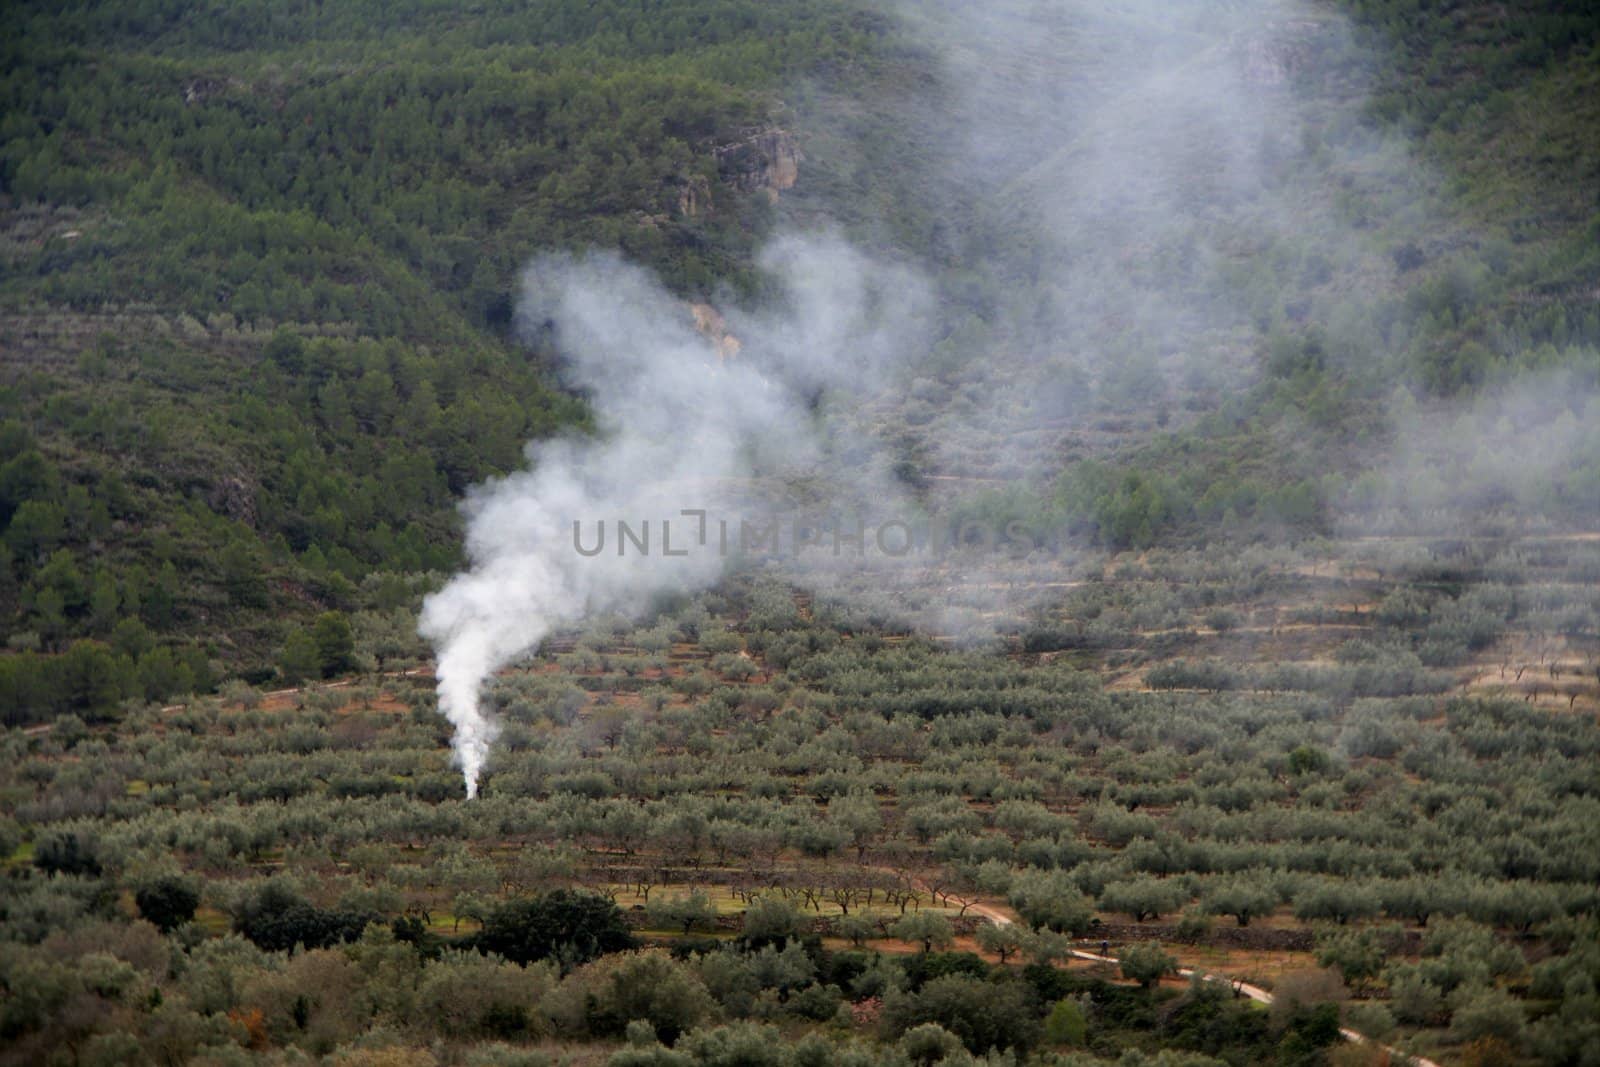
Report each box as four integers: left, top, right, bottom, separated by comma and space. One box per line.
419, 237, 928, 797
858, 0, 1407, 479
420, 0, 1552, 794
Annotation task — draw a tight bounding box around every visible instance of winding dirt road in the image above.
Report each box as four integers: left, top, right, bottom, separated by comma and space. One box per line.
971, 904, 1440, 1067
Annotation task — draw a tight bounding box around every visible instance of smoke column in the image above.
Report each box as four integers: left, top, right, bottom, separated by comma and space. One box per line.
421, 0, 1496, 794
419, 238, 927, 797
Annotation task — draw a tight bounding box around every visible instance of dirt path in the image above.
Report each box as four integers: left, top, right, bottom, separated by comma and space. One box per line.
974, 907, 1440, 1067
965, 900, 1014, 926
1065, 947, 1440, 1067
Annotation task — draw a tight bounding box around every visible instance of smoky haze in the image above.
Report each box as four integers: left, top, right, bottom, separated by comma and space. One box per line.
420, 0, 1594, 796
1342, 369, 1600, 535
420, 0, 1383, 796
875, 0, 1405, 478
418, 238, 930, 796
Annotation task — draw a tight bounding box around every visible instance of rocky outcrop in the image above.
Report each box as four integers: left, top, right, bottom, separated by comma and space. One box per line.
689, 302, 742, 360
670, 126, 802, 219
715, 127, 801, 201
182, 76, 231, 106
207, 474, 258, 527
676, 174, 713, 218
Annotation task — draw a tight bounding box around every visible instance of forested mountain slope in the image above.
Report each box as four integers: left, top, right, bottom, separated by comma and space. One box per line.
0, 0, 1597, 709
0, 0, 893, 706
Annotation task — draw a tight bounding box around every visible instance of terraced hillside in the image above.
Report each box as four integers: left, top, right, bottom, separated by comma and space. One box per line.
5, 531, 1597, 1064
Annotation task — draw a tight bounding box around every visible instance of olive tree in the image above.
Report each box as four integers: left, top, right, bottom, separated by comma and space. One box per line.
647, 892, 718, 936
1098, 876, 1188, 923
976, 922, 1026, 963
1293, 879, 1378, 925
1119, 942, 1177, 989
1314, 927, 1386, 993
890, 912, 954, 954
1203, 876, 1280, 927
1007, 869, 1094, 934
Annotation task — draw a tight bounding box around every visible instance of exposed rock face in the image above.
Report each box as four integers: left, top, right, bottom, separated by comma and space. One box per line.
676, 174, 712, 218
182, 77, 230, 105
671, 126, 801, 218
208, 475, 258, 527
713, 127, 802, 203
688, 302, 741, 360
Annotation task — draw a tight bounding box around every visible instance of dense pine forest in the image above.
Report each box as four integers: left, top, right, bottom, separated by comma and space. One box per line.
1, 1, 1598, 1065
